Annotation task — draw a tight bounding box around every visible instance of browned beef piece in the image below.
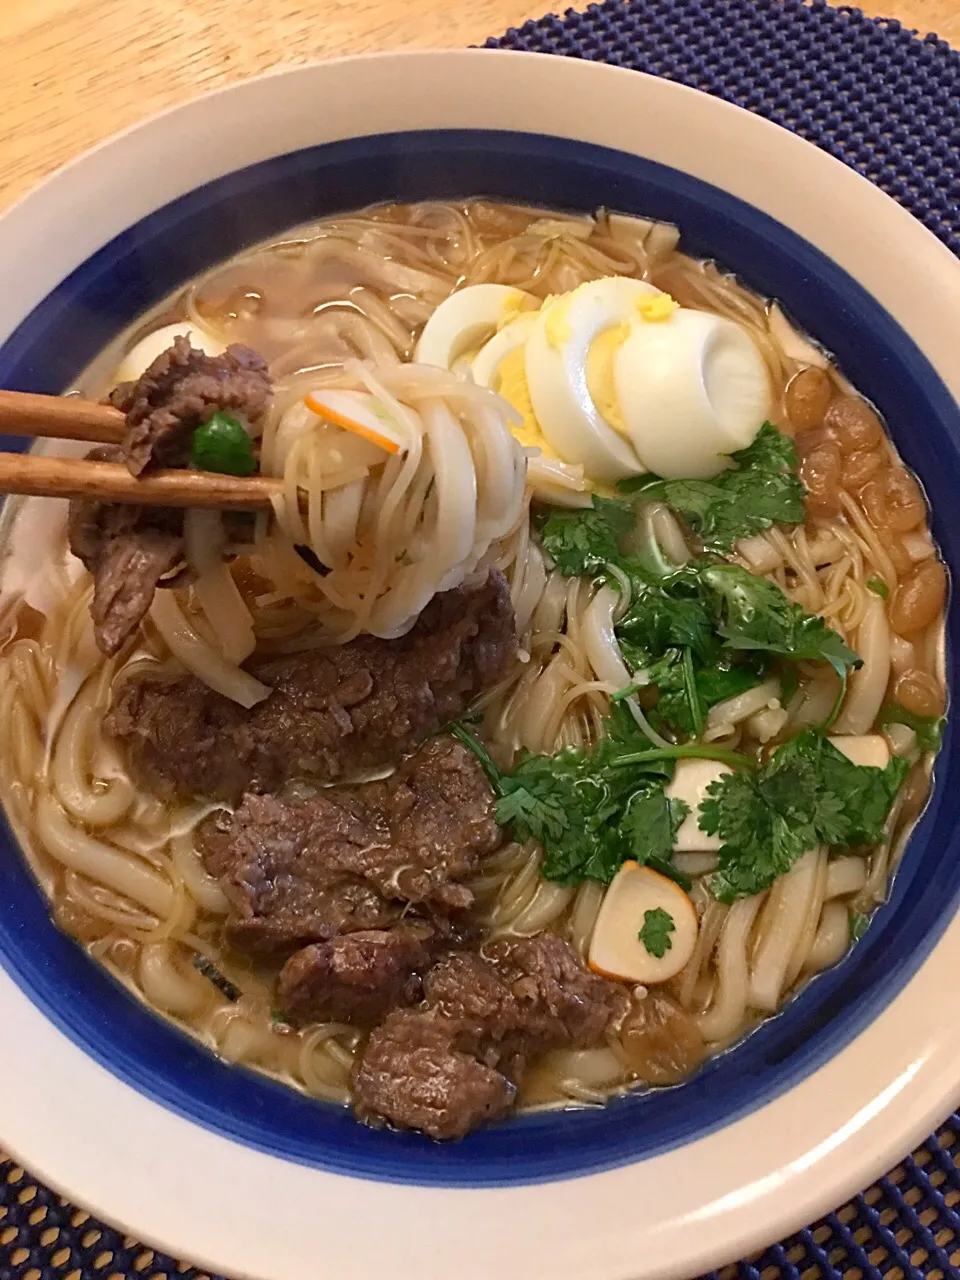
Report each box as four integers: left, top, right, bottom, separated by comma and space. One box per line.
487, 934, 630, 1050
422, 952, 519, 1049
199, 791, 400, 954
110, 336, 272, 474
107, 571, 515, 800
278, 929, 432, 1026
67, 446, 184, 656
353, 936, 627, 1139
198, 735, 502, 954
361, 735, 503, 910
353, 1010, 514, 1140
425, 936, 629, 1061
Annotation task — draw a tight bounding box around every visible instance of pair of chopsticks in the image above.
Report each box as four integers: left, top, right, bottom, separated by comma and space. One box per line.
0, 390, 282, 510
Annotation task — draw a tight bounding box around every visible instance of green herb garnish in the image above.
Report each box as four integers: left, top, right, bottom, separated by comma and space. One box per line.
620, 423, 806, 548
866, 576, 890, 600
539, 493, 860, 736
638, 907, 676, 958
698, 563, 861, 678
615, 568, 714, 661
536, 496, 633, 576
192, 954, 241, 1001
849, 910, 871, 942
451, 719, 749, 887
190, 412, 257, 477
876, 702, 944, 752
494, 740, 688, 885
699, 729, 908, 902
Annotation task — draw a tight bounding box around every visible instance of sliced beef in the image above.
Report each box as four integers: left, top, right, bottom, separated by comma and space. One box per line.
107, 571, 515, 800
486, 934, 629, 1050
67, 446, 184, 656
425, 935, 628, 1061
110, 336, 272, 475
67, 336, 270, 651
278, 929, 432, 1026
198, 735, 502, 955
199, 790, 399, 954
353, 1010, 514, 1140
362, 735, 503, 910
422, 952, 519, 1050
353, 935, 628, 1139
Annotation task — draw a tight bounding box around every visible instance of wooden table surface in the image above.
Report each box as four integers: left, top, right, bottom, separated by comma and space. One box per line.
0, 0, 957, 217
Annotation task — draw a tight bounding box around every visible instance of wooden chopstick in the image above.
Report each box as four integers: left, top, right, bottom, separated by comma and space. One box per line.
0, 389, 126, 445
0, 388, 282, 510
0, 452, 283, 510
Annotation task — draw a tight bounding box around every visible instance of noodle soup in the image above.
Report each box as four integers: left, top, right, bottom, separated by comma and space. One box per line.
0, 201, 945, 1138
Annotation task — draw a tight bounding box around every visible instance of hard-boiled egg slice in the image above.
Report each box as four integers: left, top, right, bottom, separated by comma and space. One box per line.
471, 314, 557, 460
472, 313, 593, 508
666, 758, 734, 852
414, 284, 538, 370
524, 277, 658, 483
470, 312, 539, 388
304, 389, 407, 455
113, 322, 225, 385
589, 862, 698, 984
828, 734, 891, 768
615, 308, 771, 479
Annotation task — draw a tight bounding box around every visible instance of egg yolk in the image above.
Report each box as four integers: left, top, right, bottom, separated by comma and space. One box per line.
585, 322, 630, 436
494, 346, 561, 459
636, 292, 678, 322
543, 295, 573, 349
497, 290, 531, 330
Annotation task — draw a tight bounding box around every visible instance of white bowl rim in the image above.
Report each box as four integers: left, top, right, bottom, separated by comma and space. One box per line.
0, 47, 959, 1280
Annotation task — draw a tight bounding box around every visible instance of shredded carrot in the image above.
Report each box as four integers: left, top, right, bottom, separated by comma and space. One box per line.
304, 393, 401, 455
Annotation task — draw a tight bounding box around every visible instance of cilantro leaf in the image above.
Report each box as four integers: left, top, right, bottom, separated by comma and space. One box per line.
700, 767, 817, 901
190, 412, 257, 477
537, 497, 634, 575
699, 563, 861, 676
876, 702, 944, 752
495, 753, 577, 848
638, 907, 676, 958
496, 747, 623, 885
621, 790, 690, 867
489, 721, 722, 887
651, 650, 770, 738
622, 424, 805, 548
809, 736, 909, 846
615, 570, 714, 662
700, 729, 908, 902
535, 503, 861, 689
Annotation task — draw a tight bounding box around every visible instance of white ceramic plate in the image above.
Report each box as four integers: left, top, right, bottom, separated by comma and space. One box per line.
1, 49, 959, 1280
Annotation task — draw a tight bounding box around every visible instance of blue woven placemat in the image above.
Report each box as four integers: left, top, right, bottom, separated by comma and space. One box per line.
2, 3, 959, 1278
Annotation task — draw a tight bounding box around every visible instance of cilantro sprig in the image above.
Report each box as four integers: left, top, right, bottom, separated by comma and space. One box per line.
451, 714, 752, 887
620, 423, 806, 549
876, 702, 944, 752
536, 485, 860, 743
700, 729, 908, 902
536, 497, 634, 576
698, 563, 861, 678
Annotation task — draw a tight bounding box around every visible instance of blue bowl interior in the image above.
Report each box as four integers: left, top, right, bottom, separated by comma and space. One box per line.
0, 130, 956, 1187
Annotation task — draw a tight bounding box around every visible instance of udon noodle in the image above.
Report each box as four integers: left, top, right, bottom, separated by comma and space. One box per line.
0, 200, 946, 1121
